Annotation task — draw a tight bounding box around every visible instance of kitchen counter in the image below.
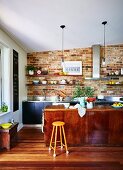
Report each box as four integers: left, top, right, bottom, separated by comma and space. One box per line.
44, 105, 123, 146
44, 105, 117, 111
25, 96, 123, 105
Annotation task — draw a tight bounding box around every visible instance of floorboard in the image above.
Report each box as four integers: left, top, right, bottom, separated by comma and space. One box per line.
0, 126, 123, 170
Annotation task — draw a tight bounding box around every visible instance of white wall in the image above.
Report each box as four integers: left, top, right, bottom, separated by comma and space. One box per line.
0, 29, 27, 130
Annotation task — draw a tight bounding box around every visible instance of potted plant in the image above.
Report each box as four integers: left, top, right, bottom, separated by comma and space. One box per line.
26, 65, 36, 75
0, 103, 8, 112
84, 87, 95, 109
73, 86, 95, 108
73, 86, 86, 107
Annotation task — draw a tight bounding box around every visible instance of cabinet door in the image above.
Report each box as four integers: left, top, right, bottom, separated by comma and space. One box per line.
87, 111, 109, 144
22, 102, 35, 124
109, 110, 123, 145
34, 102, 44, 124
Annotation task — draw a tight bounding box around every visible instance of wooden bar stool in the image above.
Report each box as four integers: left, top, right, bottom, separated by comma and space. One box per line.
49, 121, 69, 157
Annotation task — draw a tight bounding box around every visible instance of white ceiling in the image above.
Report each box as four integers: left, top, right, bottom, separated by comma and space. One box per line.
0, 0, 123, 52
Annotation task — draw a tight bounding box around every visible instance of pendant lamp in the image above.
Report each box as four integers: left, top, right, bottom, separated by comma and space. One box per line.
102, 21, 107, 66
60, 25, 65, 65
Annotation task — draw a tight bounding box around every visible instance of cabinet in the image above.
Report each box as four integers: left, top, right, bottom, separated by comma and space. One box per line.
87, 111, 109, 144
109, 110, 123, 145
44, 106, 123, 146
0, 123, 18, 150
22, 101, 52, 124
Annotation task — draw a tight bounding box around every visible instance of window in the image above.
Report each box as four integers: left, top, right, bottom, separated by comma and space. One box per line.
0, 49, 2, 106
0, 43, 10, 111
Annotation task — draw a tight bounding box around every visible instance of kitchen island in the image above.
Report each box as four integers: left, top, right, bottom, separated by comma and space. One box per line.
44, 105, 123, 146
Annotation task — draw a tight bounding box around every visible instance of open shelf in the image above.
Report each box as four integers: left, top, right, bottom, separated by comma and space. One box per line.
106, 84, 123, 86
26, 83, 83, 86
26, 74, 83, 77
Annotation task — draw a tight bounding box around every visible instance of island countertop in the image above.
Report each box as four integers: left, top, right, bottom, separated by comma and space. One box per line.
44, 105, 123, 146
44, 104, 123, 111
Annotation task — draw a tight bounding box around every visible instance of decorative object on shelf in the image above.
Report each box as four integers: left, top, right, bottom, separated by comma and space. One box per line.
115, 70, 120, 75
41, 68, 48, 75
59, 79, 67, 84
26, 65, 36, 75
60, 25, 65, 66
33, 80, 40, 85
121, 68, 123, 75
69, 80, 75, 85
101, 21, 107, 66
0, 102, 8, 112
41, 80, 47, 84
35, 67, 42, 75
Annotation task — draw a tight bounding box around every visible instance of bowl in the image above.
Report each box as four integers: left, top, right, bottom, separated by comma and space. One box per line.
38, 96, 45, 101
41, 80, 47, 84
112, 105, 123, 109
0, 123, 12, 129
33, 80, 39, 84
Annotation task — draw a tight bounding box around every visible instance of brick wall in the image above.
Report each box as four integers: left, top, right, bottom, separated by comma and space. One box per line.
27, 44, 123, 98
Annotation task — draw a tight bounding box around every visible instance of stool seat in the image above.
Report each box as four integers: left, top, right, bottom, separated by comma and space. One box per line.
49, 121, 69, 157
52, 121, 65, 126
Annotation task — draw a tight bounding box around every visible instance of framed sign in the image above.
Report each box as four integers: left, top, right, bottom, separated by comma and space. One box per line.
62, 61, 82, 75
13, 49, 19, 111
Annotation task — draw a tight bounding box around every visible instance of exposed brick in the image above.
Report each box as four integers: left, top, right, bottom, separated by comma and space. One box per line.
27, 44, 123, 98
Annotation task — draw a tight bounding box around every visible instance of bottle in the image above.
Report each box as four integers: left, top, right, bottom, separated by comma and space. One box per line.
121, 68, 123, 75
11, 119, 14, 124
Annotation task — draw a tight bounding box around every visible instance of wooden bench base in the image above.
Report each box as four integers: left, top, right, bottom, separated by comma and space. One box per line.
0, 122, 19, 150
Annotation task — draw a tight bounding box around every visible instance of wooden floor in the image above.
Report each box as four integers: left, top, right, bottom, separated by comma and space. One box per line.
0, 127, 123, 170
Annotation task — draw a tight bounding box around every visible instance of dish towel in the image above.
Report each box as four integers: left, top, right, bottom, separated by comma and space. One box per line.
74, 104, 86, 117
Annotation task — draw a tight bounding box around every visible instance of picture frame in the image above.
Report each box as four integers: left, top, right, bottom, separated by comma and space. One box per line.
62, 61, 82, 75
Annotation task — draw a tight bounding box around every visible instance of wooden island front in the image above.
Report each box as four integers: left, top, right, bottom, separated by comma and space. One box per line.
44, 105, 123, 146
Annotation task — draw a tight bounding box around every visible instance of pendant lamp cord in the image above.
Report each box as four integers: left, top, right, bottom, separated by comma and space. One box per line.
60, 25, 65, 63
102, 21, 107, 63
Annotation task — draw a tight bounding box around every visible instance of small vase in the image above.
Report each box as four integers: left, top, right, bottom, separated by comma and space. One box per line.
87, 102, 93, 109
78, 97, 85, 107
29, 70, 34, 75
